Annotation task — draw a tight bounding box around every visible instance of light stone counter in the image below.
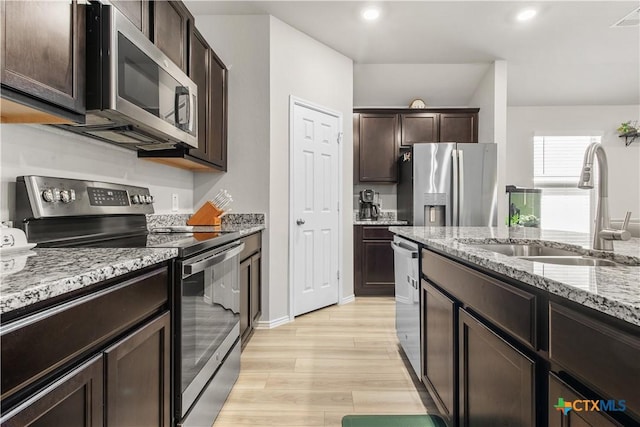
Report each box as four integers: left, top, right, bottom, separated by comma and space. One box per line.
389, 226, 640, 326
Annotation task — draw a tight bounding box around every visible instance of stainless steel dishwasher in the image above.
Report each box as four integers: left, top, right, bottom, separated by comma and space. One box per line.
392, 235, 420, 379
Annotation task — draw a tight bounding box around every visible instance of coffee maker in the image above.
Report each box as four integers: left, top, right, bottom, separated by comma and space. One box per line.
358, 189, 380, 220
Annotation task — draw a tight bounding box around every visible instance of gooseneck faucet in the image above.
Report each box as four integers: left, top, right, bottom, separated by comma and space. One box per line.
578, 143, 631, 251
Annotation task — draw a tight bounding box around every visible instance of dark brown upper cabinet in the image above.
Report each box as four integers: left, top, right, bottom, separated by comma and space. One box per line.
0, 0, 85, 123
188, 27, 210, 164
400, 113, 439, 146
173, 25, 228, 171
206, 51, 228, 170
354, 113, 399, 183
110, 0, 150, 38
152, 1, 192, 73
354, 108, 479, 183
440, 112, 478, 143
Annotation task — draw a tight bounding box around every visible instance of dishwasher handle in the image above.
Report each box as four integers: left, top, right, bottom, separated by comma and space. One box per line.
391, 241, 418, 258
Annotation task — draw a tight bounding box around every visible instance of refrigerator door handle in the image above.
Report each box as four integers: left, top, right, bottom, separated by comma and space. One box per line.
458, 149, 465, 223
452, 149, 459, 226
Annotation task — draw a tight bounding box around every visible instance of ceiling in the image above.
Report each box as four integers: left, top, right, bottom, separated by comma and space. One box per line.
184, 1, 640, 106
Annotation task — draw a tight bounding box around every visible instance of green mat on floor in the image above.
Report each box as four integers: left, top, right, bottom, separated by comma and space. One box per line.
342, 414, 447, 427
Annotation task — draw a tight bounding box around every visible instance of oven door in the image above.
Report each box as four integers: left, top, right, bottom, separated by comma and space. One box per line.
177, 241, 244, 417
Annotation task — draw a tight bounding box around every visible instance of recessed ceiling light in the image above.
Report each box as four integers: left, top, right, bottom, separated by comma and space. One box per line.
362, 8, 380, 21
516, 9, 537, 22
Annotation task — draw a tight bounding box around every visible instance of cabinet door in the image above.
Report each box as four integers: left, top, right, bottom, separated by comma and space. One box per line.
358, 114, 398, 182
440, 113, 478, 143
459, 308, 536, 426
0, 356, 103, 427
1, 0, 85, 115
188, 27, 210, 162
104, 312, 170, 427
110, 0, 149, 37
400, 113, 439, 146
549, 374, 622, 427
240, 258, 251, 339
423, 281, 457, 423
250, 253, 262, 326
358, 240, 395, 296
153, 1, 190, 72
207, 51, 228, 170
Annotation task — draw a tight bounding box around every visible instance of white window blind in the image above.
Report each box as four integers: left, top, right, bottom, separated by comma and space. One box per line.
533, 136, 600, 233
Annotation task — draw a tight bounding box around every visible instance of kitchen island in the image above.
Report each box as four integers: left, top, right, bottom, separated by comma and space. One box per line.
389, 226, 640, 427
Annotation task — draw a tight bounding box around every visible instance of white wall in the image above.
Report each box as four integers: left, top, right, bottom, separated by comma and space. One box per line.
269, 16, 354, 321
469, 63, 496, 143
192, 15, 270, 215
191, 14, 274, 322
506, 105, 640, 220
354, 63, 491, 107
0, 124, 193, 220
493, 61, 509, 228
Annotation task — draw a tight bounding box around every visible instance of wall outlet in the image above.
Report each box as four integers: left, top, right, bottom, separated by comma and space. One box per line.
172, 194, 179, 212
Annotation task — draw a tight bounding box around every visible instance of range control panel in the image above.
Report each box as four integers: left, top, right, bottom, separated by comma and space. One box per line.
16, 176, 155, 219
87, 187, 130, 206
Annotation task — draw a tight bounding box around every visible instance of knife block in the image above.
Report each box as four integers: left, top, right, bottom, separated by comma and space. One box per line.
187, 201, 223, 226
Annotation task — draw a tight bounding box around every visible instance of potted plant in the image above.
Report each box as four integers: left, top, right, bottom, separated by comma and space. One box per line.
617, 120, 638, 135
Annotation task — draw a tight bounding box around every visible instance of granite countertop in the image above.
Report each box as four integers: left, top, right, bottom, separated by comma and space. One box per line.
0, 222, 265, 317
354, 220, 409, 225
389, 226, 640, 326
0, 248, 178, 316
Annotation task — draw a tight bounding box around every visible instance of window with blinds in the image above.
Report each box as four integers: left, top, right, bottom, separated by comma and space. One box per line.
533, 136, 600, 233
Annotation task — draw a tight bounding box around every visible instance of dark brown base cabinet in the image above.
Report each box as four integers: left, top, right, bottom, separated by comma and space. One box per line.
420, 248, 640, 427
104, 312, 170, 427
459, 309, 535, 426
549, 374, 623, 427
0, 267, 171, 427
0, 356, 104, 427
239, 232, 262, 347
354, 225, 395, 296
422, 280, 458, 425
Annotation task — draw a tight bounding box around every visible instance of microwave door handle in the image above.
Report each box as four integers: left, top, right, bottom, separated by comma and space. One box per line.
188, 90, 195, 133
174, 86, 189, 130
182, 242, 245, 277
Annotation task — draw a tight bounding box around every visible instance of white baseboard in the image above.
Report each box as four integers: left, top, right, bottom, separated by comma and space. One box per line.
255, 315, 291, 329
339, 294, 355, 305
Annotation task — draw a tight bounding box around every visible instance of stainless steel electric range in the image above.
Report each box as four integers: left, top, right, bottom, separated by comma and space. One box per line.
15, 175, 242, 427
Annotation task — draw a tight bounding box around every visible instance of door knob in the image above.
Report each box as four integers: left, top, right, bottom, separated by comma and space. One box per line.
296, 219, 305, 225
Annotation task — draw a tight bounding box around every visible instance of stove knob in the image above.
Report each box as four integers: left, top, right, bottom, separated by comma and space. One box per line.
147, 195, 154, 204
42, 189, 54, 202
142, 195, 150, 204
69, 189, 76, 201
131, 195, 140, 204
60, 190, 72, 204
52, 188, 61, 202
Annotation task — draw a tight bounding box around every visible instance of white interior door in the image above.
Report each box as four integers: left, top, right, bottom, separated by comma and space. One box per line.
292, 102, 341, 316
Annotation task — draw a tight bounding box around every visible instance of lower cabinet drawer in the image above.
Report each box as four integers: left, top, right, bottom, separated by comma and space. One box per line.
423, 249, 537, 349
362, 226, 394, 240
549, 303, 640, 420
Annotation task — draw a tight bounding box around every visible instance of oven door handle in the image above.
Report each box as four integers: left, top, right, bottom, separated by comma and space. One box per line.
182, 242, 245, 277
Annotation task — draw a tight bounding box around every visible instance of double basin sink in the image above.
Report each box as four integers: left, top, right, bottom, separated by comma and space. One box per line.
466, 243, 635, 267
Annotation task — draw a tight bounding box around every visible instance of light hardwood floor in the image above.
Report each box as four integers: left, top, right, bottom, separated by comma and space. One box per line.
213, 297, 435, 427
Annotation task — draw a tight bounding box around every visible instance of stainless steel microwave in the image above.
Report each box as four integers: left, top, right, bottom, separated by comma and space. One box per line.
58, 2, 198, 151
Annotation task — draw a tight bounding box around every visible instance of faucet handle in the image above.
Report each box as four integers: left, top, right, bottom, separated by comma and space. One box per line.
599, 212, 632, 242
622, 211, 632, 230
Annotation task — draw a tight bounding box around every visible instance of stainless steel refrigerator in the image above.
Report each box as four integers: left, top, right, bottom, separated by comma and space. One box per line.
398, 143, 498, 226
